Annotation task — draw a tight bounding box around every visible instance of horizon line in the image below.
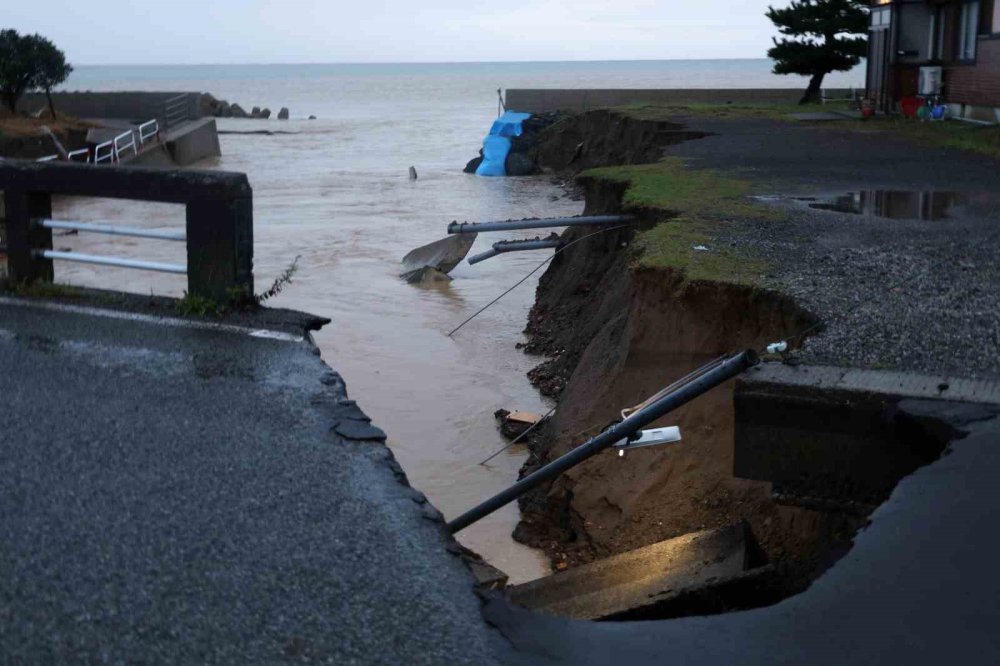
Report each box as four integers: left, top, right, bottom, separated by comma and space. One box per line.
70, 56, 777, 68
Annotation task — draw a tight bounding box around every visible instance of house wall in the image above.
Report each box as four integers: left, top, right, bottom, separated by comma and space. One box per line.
945, 37, 1000, 106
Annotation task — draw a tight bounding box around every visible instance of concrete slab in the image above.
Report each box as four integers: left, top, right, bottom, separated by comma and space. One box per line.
506, 524, 749, 620
745, 363, 1000, 406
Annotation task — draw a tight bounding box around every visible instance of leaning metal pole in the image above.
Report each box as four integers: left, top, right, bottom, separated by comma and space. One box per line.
467, 238, 563, 265
448, 350, 759, 534
447, 215, 633, 235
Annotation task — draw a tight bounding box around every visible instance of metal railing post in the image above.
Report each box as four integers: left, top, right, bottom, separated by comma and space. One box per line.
447, 350, 759, 534
3, 189, 52, 283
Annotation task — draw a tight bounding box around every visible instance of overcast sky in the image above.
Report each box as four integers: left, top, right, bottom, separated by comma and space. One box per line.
5, 1, 791, 65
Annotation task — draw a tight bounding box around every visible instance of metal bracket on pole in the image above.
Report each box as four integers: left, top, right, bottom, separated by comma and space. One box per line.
467, 237, 563, 265
613, 426, 682, 457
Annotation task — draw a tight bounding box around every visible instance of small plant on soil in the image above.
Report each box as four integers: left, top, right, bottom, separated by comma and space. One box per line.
254, 255, 300, 306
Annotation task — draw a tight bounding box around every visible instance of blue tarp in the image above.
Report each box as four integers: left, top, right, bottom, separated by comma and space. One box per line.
476, 111, 532, 177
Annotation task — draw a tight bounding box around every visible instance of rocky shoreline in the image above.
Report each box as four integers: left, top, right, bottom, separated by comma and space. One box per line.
198, 93, 293, 120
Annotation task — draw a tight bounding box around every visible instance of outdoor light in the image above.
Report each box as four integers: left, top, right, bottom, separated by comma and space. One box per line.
614, 426, 683, 457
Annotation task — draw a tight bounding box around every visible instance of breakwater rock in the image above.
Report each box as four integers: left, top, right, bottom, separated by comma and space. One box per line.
199, 94, 288, 120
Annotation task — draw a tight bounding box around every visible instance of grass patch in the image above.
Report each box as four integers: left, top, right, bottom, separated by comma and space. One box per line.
837, 117, 1000, 158
636, 218, 767, 284
2, 280, 86, 299
583, 158, 769, 285
613, 101, 851, 122
585, 159, 753, 213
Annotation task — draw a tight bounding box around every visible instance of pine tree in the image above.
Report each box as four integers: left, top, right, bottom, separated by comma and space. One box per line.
766, 0, 868, 104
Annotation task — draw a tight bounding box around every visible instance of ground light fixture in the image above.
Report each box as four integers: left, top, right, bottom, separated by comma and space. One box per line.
613, 426, 683, 457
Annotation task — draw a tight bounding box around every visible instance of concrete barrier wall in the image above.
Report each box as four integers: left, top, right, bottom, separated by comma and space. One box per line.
164, 118, 221, 166
17, 92, 199, 126
504, 88, 855, 113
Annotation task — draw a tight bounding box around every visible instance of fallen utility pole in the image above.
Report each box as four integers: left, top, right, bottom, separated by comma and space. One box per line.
467, 238, 563, 265
448, 214, 633, 235
448, 350, 759, 533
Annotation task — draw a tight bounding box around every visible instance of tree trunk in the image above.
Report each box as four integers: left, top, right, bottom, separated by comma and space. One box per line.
45, 88, 57, 120
799, 72, 826, 105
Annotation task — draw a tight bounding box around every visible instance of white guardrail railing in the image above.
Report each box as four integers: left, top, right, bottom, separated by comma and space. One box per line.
34, 218, 188, 275
138, 119, 159, 145
36, 118, 160, 165
113, 130, 138, 161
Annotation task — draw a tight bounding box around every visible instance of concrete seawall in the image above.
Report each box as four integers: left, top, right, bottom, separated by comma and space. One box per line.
17, 91, 199, 127
504, 88, 854, 113
163, 117, 222, 166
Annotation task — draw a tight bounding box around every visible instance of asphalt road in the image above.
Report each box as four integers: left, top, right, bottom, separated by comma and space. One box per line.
0, 297, 515, 665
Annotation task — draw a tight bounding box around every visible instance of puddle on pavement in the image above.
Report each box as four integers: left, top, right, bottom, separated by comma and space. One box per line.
760, 190, 990, 221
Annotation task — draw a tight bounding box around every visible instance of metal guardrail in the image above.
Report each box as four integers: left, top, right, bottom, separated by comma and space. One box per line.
93, 140, 116, 164
822, 87, 860, 105
138, 119, 159, 145
36, 118, 159, 165
113, 131, 138, 162
162, 93, 191, 130
37, 250, 186, 274
31, 217, 187, 275
1, 161, 254, 300
467, 237, 563, 265
40, 218, 187, 242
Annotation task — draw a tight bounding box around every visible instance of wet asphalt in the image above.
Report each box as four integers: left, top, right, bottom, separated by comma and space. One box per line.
0, 298, 515, 665
663, 116, 1000, 379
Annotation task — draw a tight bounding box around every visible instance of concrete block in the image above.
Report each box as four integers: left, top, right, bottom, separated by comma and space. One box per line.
732, 363, 999, 504
506, 524, 750, 620
164, 118, 222, 166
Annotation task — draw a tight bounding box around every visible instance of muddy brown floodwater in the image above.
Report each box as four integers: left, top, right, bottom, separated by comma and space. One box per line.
48, 119, 585, 582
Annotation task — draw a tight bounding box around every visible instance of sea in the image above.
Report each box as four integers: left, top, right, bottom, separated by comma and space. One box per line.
53, 60, 864, 582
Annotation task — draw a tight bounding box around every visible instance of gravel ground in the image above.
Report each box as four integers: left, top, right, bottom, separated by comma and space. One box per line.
664, 117, 1000, 379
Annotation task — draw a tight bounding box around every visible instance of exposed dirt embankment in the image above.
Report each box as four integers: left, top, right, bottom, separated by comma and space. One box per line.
530, 109, 708, 174
0, 115, 92, 159
515, 111, 862, 586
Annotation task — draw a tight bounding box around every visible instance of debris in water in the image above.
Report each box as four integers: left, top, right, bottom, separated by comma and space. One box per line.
494, 409, 543, 440
409, 166, 418, 180
693, 245, 710, 251
400, 232, 478, 282
403, 266, 452, 285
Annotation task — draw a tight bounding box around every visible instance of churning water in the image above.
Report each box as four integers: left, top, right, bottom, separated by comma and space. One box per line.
51, 60, 863, 582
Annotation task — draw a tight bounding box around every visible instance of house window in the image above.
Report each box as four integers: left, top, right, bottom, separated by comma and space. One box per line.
958, 0, 979, 61
929, 6, 946, 60
870, 6, 891, 29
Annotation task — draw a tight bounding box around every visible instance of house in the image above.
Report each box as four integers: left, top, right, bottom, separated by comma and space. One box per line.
867, 0, 1000, 121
